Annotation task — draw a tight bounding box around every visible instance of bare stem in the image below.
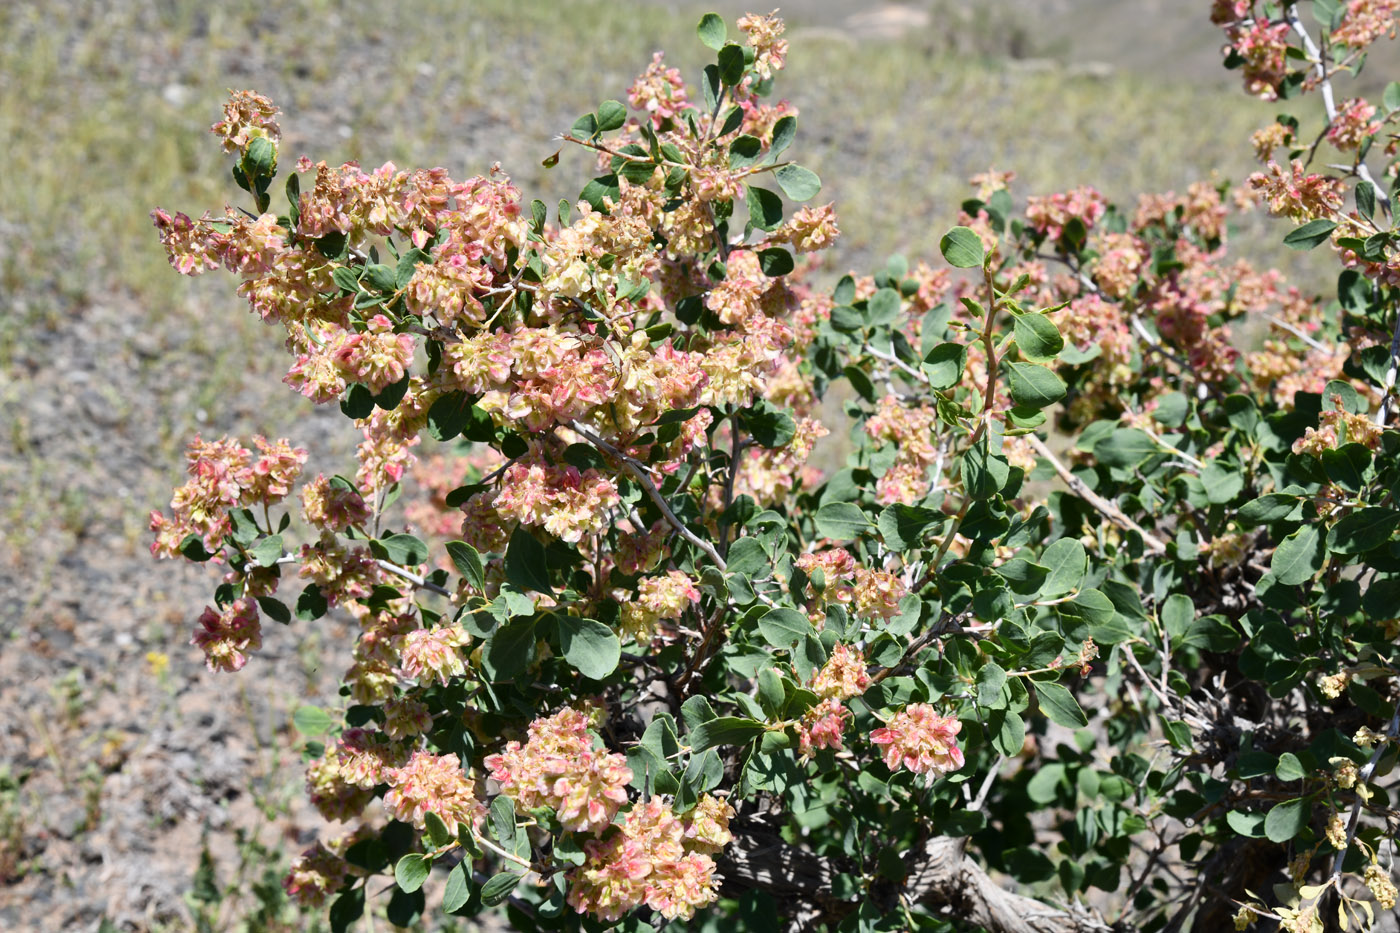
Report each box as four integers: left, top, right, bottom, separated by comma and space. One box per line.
1025, 434, 1169, 556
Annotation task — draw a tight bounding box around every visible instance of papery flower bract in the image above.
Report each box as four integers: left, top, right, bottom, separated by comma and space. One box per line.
870, 704, 965, 782
398, 624, 470, 686
797, 697, 852, 757
484, 707, 632, 834
282, 842, 348, 907
305, 755, 374, 823
211, 89, 281, 154
333, 727, 409, 789
566, 796, 725, 922
810, 643, 870, 701
190, 598, 262, 672
301, 473, 372, 531
383, 750, 485, 835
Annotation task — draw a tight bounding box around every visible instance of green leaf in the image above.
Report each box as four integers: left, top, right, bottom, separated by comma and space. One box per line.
940, 226, 984, 268
1237, 493, 1300, 526
740, 399, 797, 447
758, 608, 812, 649
482, 618, 536, 680
595, 100, 627, 132
1004, 362, 1067, 409
922, 342, 967, 389
243, 135, 276, 178
505, 528, 552, 594
363, 263, 397, 294
1357, 181, 1377, 220
423, 811, 454, 850
1385, 81, 1400, 114
697, 12, 727, 50
775, 164, 821, 201
295, 583, 328, 621
717, 43, 747, 86
341, 381, 375, 417
729, 134, 764, 169
961, 436, 1009, 499
1282, 219, 1337, 250
579, 174, 620, 212
374, 533, 428, 567
480, 872, 522, 907
1226, 810, 1268, 838
977, 662, 1008, 709
178, 533, 215, 562
292, 705, 333, 736
1327, 507, 1400, 554
1014, 313, 1064, 363
1035, 680, 1088, 728
690, 717, 767, 751
445, 540, 485, 591
769, 115, 796, 160
1275, 752, 1306, 782
395, 853, 431, 893
726, 537, 770, 577
1161, 593, 1195, 643
746, 184, 784, 230
427, 391, 492, 442
256, 595, 290, 625
1264, 797, 1310, 843
329, 888, 365, 932
251, 534, 283, 568
1271, 525, 1323, 585
1040, 538, 1087, 598
1201, 463, 1245, 505
1093, 428, 1156, 469
558, 617, 621, 680
814, 502, 873, 540
757, 247, 795, 277
877, 503, 944, 551
442, 862, 473, 913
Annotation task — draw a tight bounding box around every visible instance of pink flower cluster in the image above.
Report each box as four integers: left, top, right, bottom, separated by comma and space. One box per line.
493, 457, 621, 545
797, 698, 851, 757
871, 704, 965, 783
150, 434, 307, 559
737, 10, 788, 80
282, 842, 348, 907
301, 473, 371, 532
796, 549, 909, 623
332, 727, 409, 789
190, 598, 262, 672
210, 89, 280, 154
771, 203, 840, 253
811, 643, 871, 701
484, 707, 633, 834
1326, 97, 1382, 151
1249, 160, 1346, 221
1213, 9, 1293, 99
1025, 186, 1107, 240
383, 750, 486, 835
566, 795, 733, 921
864, 395, 939, 504
398, 624, 470, 686
629, 52, 690, 128
1333, 0, 1400, 48
619, 570, 703, 644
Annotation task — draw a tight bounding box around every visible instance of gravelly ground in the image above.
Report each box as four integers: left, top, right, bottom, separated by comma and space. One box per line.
0, 1, 1349, 930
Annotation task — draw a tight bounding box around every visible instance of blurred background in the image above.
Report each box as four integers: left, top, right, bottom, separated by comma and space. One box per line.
0, 1, 1378, 929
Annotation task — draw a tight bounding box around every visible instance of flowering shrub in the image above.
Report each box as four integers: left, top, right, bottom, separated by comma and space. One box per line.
148, 4, 1400, 931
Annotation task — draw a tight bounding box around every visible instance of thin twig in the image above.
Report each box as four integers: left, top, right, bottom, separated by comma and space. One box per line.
1329, 697, 1400, 881
1024, 434, 1169, 555
570, 422, 727, 571
375, 559, 452, 597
